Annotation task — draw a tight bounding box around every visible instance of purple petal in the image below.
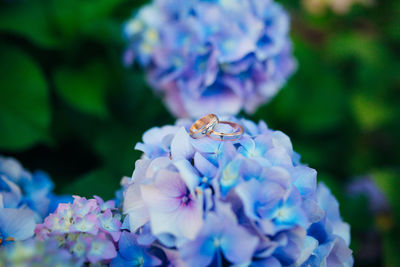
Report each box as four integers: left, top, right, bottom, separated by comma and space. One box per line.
141, 183, 181, 214
317, 183, 351, 245
123, 183, 150, 232
261, 166, 291, 189
221, 224, 258, 264
265, 147, 292, 167
190, 138, 221, 154
291, 166, 317, 197
131, 159, 151, 182
174, 160, 201, 193
171, 127, 195, 160
154, 169, 187, 198
295, 236, 318, 266
236, 179, 285, 221
71, 214, 99, 235
87, 236, 117, 263
194, 152, 217, 178
179, 235, 216, 267
144, 192, 203, 240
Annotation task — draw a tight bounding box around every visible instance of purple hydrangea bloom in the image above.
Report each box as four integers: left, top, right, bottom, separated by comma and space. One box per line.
124, 0, 296, 118
35, 196, 121, 264
346, 176, 390, 263
0, 156, 71, 243
347, 176, 390, 214
0, 239, 79, 267
121, 117, 353, 266
180, 203, 258, 267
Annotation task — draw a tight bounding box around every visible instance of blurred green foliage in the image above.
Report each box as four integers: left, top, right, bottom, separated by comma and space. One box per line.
0, 0, 399, 266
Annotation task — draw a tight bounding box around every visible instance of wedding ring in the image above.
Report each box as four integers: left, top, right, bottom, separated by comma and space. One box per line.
189, 114, 219, 139
207, 121, 243, 141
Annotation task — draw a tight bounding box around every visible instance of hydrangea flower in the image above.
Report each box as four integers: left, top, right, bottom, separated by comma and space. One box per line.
347, 176, 390, 214
0, 239, 79, 267
35, 196, 121, 264
346, 176, 390, 264
303, 183, 353, 266
121, 117, 354, 266
124, 0, 296, 118
111, 231, 162, 267
35, 195, 165, 265
0, 198, 35, 244
0, 156, 71, 243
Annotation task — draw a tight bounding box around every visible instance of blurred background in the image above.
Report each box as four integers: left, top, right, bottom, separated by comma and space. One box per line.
0, 0, 399, 266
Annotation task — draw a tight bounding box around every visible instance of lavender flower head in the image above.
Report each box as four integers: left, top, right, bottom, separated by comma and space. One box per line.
0, 156, 71, 243
35, 196, 121, 264
124, 0, 296, 118
0, 239, 79, 267
35, 195, 164, 266
121, 117, 354, 266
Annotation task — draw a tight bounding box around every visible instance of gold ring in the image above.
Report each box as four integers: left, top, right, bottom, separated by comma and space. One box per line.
207, 121, 243, 141
189, 114, 219, 139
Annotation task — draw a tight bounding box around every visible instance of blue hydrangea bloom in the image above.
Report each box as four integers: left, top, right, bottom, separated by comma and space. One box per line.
0, 156, 72, 243
124, 0, 296, 118
121, 117, 353, 266
111, 231, 162, 267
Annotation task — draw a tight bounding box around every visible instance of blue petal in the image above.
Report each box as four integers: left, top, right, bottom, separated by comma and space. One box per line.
0, 208, 35, 240
118, 232, 145, 261
174, 159, 201, 193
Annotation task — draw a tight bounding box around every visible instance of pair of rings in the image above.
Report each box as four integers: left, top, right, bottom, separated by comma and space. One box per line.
189, 114, 243, 141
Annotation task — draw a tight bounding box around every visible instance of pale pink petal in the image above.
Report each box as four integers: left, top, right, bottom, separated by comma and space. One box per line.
154, 169, 187, 198
123, 184, 149, 232
141, 184, 181, 213
175, 201, 204, 240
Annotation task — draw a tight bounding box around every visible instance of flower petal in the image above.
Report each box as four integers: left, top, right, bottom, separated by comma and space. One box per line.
0, 208, 35, 240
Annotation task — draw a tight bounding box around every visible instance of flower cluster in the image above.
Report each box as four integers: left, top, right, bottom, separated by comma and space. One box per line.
121, 117, 354, 266
0, 239, 79, 267
0, 156, 71, 243
346, 176, 390, 264
347, 176, 389, 214
124, 0, 296, 118
35, 196, 122, 264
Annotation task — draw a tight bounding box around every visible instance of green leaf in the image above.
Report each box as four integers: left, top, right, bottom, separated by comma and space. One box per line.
267, 39, 347, 133
383, 230, 400, 267
61, 168, 119, 200
93, 125, 141, 174
0, 0, 129, 47
372, 169, 400, 223
297, 82, 345, 133
0, 44, 51, 150
0, 1, 61, 48
49, 0, 126, 40
54, 62, 109, 117
351, 93, 393, 131
327, 33, 381, 64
